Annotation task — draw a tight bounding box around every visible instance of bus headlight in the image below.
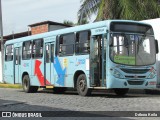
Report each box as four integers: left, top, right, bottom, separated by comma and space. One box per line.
113, 69, 124, 78
147, 70, 156, 79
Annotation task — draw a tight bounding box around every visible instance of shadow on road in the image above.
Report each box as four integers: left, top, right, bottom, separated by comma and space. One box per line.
0, 99, 135, 119
17, 88, 160, 98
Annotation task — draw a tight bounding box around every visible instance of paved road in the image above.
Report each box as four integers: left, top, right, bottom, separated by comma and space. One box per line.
0, 88, 160, 119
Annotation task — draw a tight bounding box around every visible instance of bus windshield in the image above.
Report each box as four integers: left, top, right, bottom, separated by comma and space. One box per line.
110, 33, 156, 66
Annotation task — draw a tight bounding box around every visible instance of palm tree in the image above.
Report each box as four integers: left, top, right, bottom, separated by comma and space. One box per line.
78, 0, 160, 24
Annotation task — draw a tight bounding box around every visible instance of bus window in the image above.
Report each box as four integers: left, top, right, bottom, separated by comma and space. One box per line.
51, 44, 54, 62
32, 39, 43, 58
55, 36, 59, 56
5, 44, 13, 61
76, 31, 90, 54
15, 49, 18, 65
22, 41, 32, 60
59, 33, 75, 56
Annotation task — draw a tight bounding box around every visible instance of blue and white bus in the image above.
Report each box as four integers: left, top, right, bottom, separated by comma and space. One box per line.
4, 20, 158, 96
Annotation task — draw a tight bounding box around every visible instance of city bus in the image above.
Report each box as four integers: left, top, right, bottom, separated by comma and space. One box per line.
3, 20, 159, 96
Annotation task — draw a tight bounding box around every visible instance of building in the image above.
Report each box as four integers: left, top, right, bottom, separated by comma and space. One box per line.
29, 21, 71, 35
0, 21, 71, 82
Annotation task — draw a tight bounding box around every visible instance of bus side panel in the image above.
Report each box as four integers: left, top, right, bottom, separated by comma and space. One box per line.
4, 60, 14, 84
53, 55, 89, 88
54, 56, 73, 87
73, 55, 90, 87
21, 59, 33, 85
4, 44, 14, 84
30, 59, 43, 86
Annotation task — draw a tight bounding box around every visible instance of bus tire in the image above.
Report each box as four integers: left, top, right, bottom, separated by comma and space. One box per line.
114, 88, 129, 96
22, 75, 38, 93
76, 74, 91, 96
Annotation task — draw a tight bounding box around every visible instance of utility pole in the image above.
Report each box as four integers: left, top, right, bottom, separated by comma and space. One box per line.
0, 0, 4, 82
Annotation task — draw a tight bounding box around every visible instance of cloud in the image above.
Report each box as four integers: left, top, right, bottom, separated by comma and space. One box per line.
2, 0, 80, 35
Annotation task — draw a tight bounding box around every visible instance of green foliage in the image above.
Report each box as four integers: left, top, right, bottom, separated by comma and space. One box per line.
78, 0, 101, 24
63, 20, 74, 26
78, 0, 160, 22
77, 18, 89, 25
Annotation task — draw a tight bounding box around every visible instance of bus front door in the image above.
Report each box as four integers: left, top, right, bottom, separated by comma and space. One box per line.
90, 35, 106, 87
14, 47, 21, 84
44, 42, 55, 85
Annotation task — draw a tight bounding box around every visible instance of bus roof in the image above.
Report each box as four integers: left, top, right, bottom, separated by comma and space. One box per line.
5, 20, 150, 45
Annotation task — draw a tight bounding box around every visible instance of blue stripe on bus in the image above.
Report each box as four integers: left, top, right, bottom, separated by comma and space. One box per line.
54, 57, 66, 86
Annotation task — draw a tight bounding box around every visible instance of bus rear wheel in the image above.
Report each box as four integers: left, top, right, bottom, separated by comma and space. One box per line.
76, 74, 91, 96
22, 75, 38, 93
114, 88, 129, 96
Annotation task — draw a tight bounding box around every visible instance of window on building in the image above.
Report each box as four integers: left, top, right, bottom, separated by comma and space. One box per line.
76, 31, 90, 54
32, 39, 43, 58
22, 41, 32, 60
5, 44, 13, 61
59, 33, 75, 56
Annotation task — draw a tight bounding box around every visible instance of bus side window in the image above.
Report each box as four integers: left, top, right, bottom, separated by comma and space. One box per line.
55, 36, 59, 56
76, 31, 90, 55
59, 33, 75, 56
32, 39, 43, 59
59, 36, 63, 55
22, 41, 31, 60
5, 44, 13, 61
45, 45, 49, 63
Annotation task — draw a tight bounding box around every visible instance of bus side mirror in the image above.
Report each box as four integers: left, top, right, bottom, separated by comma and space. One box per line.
155, 40, 159, 54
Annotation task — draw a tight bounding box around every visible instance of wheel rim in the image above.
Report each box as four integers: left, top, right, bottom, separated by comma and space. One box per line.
79, 77, 86, 92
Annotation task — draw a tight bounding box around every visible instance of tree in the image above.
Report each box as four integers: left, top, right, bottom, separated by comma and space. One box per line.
78, 0, 160, 23
63, 20, 74, 26
77, 18, 89, 25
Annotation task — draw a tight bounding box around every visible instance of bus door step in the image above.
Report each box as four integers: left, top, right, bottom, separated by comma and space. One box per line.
46, 86, 54, 89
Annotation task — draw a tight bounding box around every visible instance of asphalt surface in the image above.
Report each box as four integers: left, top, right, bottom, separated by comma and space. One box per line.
0, 88, 160, 120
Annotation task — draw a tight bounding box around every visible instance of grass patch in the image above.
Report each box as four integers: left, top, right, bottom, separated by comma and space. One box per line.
0, 83, 22, 89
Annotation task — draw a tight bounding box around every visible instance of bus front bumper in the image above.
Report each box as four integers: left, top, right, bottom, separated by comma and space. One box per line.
107, 76, 157, 89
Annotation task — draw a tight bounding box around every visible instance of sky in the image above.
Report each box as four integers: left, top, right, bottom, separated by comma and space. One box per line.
1, 0, 82, 36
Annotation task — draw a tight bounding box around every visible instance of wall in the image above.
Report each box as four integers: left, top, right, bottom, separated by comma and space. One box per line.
31, 24, 48, 35
49, 25, 69, 31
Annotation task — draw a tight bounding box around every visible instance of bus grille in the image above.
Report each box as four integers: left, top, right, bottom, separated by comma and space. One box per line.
125, 76, 146, 78
128, 80, 144, 85
121, 69, 150, 74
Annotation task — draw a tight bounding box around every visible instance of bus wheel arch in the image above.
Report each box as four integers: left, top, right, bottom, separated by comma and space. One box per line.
74, 71, 91, 96
22, 72, 29, 82
22, 72, 38, 93
73, 70, 85, 89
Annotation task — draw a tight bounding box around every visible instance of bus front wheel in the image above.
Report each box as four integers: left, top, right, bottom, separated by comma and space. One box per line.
114, 88, 129, 96
22, 75, 38, 93
76, 74, 91, 96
